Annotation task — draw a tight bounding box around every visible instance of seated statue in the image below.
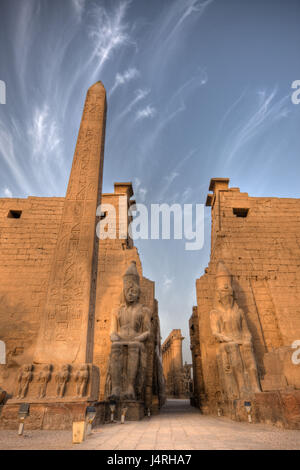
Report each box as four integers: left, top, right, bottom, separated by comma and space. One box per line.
210, 261, 261, 399
108, 261, 151, 401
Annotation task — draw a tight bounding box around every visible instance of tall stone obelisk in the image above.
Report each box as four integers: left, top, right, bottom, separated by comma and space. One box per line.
34, 82, 106, 364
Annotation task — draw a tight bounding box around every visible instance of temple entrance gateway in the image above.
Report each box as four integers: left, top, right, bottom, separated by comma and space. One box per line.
0, 83, 165, 430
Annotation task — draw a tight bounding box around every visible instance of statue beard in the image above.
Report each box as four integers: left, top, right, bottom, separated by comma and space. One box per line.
218, 292, 234, 309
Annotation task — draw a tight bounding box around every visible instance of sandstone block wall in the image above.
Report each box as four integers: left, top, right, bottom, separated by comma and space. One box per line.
191, 178, 300, 426
0, 197, 64, 394
94, 183, 162, 408
0, 184, 162, 410
0, 83, 164, 429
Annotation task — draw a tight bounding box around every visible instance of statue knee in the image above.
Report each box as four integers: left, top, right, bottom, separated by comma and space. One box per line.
111, 343, 122, 353
129, 342, 141, 354
129, 341, 141, 349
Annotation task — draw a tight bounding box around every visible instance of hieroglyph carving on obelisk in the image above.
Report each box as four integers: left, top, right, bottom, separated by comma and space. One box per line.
34, 82, 106, 364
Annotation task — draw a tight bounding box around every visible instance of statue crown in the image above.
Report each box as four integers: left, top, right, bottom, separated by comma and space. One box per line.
123, 261, 140, 285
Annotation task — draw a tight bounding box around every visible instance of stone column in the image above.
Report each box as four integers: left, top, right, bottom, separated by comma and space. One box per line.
172, 333, 183, 372
34, 82, 107, 364
172, 331, 184, 396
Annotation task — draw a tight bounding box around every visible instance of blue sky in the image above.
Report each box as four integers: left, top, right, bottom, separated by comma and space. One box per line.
0, 0, 300, 361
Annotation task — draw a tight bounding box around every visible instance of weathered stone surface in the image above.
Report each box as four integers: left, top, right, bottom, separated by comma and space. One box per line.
93, 184, 165, 412
8, 363, 99, 403
106, 261, 151, 402
34, 81, 107, 365
210, 260, 261, 399
0, 402, 91, 430
0, 83, 164, 428
190, 178, 300, 429
95, 400, 145, 424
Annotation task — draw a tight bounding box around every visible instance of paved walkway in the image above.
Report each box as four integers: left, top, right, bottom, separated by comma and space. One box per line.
1, 399, 300, 450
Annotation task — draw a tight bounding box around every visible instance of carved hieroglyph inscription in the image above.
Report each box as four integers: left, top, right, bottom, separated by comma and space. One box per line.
34, 82, 106, 364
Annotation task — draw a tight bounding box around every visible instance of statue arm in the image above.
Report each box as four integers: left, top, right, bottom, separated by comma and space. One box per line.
239, 308, 252, 343
135, 307, 151, 342
210, 310, 232, 343
110, 309, 120, 342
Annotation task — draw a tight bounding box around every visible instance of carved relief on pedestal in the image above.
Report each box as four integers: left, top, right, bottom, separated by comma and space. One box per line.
210, 261, 261, 400
11, 363, 99, 402
37, 364, 52, 398
17, 364, 33, 399
55, 364, 71, 398
75, 364, 89, 397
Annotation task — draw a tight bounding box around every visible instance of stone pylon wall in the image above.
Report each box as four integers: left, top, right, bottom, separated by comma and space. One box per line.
0, 197, 65, 394
0, 84, 163, 418
191, 178, 300, 426
93, 183, 159, 405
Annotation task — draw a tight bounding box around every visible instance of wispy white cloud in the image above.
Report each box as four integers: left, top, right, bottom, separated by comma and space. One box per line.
3, 187, 13, 198
110, 67, 140, 95
144, 0, 214, 79
118, 88, 150, 120
28, 105, 62, 162
72, 0, 85, 21
221, 88, 291, 166
167, 0, 214, 43
163, 275, 173, 289
14, 0, 40, 94
135, 105, 157, 121
158, 171, 180, 202
170, 68, 208, 106
61, 1, 133, 116
182, 187, 192, 202
165, 171, 179, 186
133, 177, 148, 202
137, 68, 208, 164
88, 1, 132, 80
0, 121, 32, 194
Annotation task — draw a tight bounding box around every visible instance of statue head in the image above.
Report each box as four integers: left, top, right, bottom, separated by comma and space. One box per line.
123, 261, 140, 304
215, 261, 234, 308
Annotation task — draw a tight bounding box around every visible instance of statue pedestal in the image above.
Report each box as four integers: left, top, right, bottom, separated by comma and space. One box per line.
209, 390, 300, 430
0, 401, 93, 430
96, 400, 145, 424
0, 364, 100, 430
